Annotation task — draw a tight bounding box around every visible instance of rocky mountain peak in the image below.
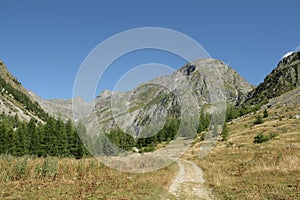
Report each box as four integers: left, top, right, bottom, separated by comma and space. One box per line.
277, 51, 300, 70
97, 89, 112, 99
178, 58, 253, 104
240, 51, 300, 106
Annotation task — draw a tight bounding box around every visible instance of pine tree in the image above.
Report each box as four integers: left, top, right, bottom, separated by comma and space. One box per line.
15, 122, 28, 156
55, 118, 67, 156
263, 109, 269, 118
0, 123, 7, 154
6, 127, 16, 155
221, 123, 229, 141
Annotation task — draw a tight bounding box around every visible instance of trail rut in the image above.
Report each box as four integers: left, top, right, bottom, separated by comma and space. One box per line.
168, 159, 215, 200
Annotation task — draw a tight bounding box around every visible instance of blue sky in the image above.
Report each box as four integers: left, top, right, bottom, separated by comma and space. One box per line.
0, 0, 299, 100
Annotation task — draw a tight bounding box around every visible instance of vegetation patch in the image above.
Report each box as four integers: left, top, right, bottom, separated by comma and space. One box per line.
253, 132, 278, 143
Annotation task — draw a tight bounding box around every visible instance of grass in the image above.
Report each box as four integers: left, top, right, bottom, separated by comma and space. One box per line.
1, 89, 300, 199
0, 156, 177, 199
190, 102, 300, 199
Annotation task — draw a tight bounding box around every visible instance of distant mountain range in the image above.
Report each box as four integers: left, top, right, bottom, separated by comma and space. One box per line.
0, 51, 299, 138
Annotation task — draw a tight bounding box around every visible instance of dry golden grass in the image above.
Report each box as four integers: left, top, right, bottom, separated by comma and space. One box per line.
0, 156, 178, 199
191, 104, 300, 199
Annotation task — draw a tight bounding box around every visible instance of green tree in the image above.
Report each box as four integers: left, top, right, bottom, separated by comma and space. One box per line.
263, 109, 268, 118
221, 123, 229, 141
198, 110, 210, 133
0, 123, 7, 154
226, 104, 240, 121
15, 122, 28, 156
55, 118, 67, 156
6, 127, 16, 155
254, 133, 269, 143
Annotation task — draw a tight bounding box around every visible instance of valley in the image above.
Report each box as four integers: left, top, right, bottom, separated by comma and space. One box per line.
0, 51, 299, 199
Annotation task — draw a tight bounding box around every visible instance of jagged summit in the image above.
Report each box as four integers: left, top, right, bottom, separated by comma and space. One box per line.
97, 89, 113, 99
79, 58, 253, 137
2, 54, 297, 139
179, 58, 253, 104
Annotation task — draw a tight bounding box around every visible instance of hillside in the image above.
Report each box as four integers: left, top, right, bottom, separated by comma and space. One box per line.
240, 51, 300, 106
189, 86, 300, 199
81, 58, 252, 137
183, 52, 300, 199
33, 59, 253, 131
0, 60, 47, 122
0, 53, 299, 199
29, 91, 91, 121
0, 60, 90, 158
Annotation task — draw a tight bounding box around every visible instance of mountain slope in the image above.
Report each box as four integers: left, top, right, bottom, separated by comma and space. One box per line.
193, 85, 300, 199
29, 91, 91, 121
0, 60, 47, 121
81, 58, 253, 139
28, 58, 252, 141
240, 51, 300, 106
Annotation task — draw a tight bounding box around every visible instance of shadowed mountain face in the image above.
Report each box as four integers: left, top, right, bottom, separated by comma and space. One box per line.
240, 51, 300, 106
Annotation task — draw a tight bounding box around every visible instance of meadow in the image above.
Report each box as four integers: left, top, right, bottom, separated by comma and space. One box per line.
0, 156, 177, 199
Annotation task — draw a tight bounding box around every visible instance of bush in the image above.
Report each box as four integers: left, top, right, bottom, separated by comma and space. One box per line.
254, 133, 269, 143
253, 133, 278, 144
139, 145, 155, 153
254, 115, 263, 125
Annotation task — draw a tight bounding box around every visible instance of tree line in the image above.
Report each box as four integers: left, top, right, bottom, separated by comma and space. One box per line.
95, 110, 211, 155
0, 113, 89, 158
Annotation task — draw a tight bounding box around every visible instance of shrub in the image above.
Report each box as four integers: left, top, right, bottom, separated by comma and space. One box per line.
253, 133, 278, 144
253, 133, 269, 143
254, 115, 263, 125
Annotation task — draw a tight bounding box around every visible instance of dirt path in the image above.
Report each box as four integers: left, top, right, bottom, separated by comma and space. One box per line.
168, 159, 215, 200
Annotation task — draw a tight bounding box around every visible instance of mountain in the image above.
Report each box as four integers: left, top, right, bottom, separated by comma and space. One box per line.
240, 51, 300, 106
29, 91, 91, 121
0, 60, 90, 158
0, 60, 47, 122
76, 58, 253, 139
1, 53, 298, 157
17, 58, 252, 140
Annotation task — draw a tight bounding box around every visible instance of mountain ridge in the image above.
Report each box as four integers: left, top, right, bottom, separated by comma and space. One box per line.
240, 51, 300, 106
1, 52, 299, 139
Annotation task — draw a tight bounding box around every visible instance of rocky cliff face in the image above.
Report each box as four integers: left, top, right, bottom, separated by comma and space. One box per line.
78, 58, 253, 137
0, 57, 251, 137
179, 59, 254, 104
29, 91, 91, 121
240, 51, 300, 105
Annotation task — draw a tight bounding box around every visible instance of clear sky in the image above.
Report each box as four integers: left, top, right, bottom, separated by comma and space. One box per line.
0, 0, 299, 100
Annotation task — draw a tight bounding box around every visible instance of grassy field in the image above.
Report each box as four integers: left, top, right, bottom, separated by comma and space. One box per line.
1, 91, 300, 199
190, 103, 300, 199
0, 156, 177, 199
